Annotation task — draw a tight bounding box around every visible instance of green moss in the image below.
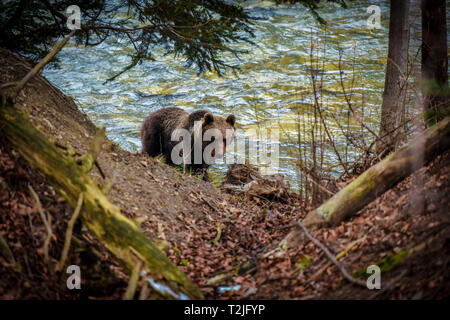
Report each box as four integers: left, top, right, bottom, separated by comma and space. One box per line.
424, 106, 450, 125
211, 222, 221, 245
352, 250, 408, 279
156, 154, 166, 164
179, 258, 190, 266
233, 260, 255, 275
297, 255, 312, 270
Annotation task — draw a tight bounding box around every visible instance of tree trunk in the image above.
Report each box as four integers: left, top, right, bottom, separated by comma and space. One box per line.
302, 116, 450, 228
378, 0, 410, 154
0, 97, 203, 300
421, 0, 449, 125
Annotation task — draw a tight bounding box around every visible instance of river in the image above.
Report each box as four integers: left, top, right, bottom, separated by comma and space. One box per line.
43, 0, 424, 189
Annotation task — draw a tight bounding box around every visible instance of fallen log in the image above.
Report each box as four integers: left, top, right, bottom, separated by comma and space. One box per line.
302, 116, 450, 228
265, 117, 450, 258
0, 97, 203, 299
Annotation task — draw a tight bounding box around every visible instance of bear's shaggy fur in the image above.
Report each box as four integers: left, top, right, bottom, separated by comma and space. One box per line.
141, 107, 236, 174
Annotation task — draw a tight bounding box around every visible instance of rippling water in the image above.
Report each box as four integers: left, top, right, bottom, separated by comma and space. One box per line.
43, 0, 415, 189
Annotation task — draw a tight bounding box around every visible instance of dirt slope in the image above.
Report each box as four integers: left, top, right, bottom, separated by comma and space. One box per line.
0, 48, 231, 244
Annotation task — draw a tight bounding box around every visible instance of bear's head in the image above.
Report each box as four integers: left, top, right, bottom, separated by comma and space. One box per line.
200, 112, 236, 160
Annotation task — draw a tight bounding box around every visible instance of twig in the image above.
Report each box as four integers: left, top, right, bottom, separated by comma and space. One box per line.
59, 193, 84, 269
0, 81, 19, 90
54, 141, 82, 156
310, 236, 366, 281
211, 222, 222, 245
338, 50, 380, 141
183, 217, 202, 235
309, 33, 348, 175
29, 185, 54, 274
297, 166, 336, 196
94, 160, 106, 179
0, 233, 16, 265
296, 220, 366, 287
101, 179, 115, 195
192, 190, 221, 214
124, 247, 145, 300
138, 282, 150, 300
15, 30, 76, 95
81, 127, 106, 173
123, 259, 143, 300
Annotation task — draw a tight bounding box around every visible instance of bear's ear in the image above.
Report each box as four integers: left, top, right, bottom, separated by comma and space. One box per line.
226, 114, 236, 126
203, 112, 214, 125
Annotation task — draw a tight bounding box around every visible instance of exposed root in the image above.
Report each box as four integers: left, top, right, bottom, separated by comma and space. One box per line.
59, 192, 84, 270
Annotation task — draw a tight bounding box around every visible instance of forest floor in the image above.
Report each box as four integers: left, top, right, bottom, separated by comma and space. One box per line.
0, 48, 449, 299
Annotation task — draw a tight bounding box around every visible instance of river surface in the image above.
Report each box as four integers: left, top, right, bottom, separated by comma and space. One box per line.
43, 0, 424, 189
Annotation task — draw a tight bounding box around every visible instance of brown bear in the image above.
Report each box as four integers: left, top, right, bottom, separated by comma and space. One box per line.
141, 107, 236, 178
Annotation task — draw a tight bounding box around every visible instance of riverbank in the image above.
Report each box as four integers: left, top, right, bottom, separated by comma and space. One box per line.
1, 48, 448, 299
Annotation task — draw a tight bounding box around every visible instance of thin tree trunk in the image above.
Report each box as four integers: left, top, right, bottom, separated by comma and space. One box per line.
421, 0, 449, 125
378, 0, 410, 154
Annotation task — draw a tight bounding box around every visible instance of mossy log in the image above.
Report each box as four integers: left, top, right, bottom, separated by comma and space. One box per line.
0, 97, 203, 299
303, 116, 450, 228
